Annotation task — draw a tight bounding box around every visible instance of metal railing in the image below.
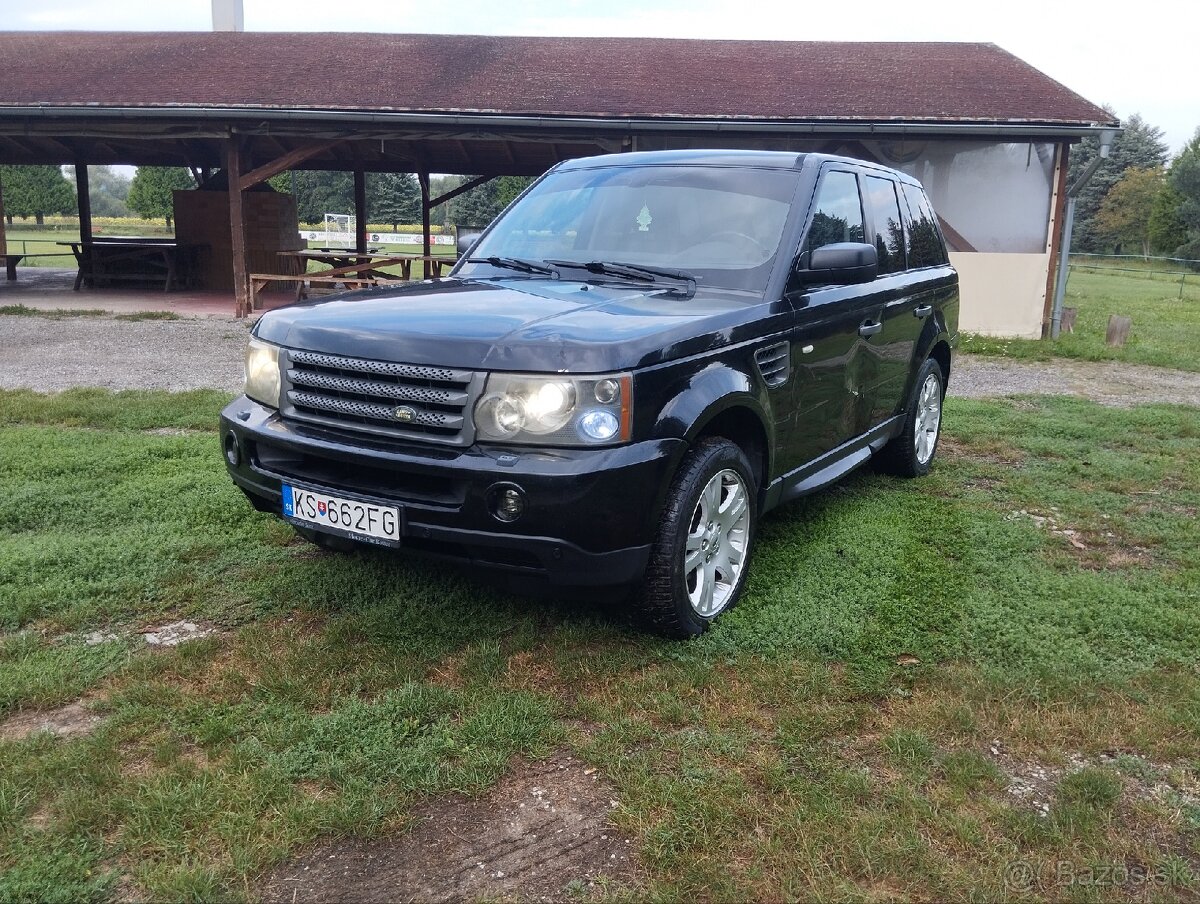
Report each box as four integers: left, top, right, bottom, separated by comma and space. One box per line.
1067, 253, 1198, 299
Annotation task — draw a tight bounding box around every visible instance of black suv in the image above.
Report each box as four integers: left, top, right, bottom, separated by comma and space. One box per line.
221, 150, 958, 636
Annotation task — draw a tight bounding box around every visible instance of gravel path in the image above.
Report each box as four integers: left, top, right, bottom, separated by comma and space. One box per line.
2, 312, 1198, 407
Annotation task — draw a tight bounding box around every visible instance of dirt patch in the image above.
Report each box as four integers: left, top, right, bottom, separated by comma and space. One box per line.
258, 752, 638, 903
141, 620, 215, 647
951, 356, 1200, 408
1006, 508, 1156, 569
0, 701, 101, 741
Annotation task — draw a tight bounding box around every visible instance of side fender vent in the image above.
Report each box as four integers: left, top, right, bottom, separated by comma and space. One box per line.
754, 341, 790, 388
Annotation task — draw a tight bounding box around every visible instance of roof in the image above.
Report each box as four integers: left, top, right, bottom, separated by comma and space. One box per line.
557, 150, 808, 170
0, 32, 1114, 128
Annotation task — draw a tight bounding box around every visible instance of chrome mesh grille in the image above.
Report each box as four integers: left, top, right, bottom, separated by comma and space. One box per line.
283, 350, 478, 444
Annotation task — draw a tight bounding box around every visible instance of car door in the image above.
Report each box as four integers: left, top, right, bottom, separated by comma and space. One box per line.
779, 167, 877, 475
860, 174, 924, 428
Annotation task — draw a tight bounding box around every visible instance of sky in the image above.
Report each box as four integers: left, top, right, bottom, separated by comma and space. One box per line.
2, 0, 1197, 154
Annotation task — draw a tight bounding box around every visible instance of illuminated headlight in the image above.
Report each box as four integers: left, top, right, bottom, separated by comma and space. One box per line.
243, 338, 281, 408
474, 372, 632, 446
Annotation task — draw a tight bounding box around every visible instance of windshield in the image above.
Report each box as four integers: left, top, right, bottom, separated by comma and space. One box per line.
458, 164, 800, 292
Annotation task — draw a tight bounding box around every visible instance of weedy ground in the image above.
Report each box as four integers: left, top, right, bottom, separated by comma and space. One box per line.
1, 388, 1198, 902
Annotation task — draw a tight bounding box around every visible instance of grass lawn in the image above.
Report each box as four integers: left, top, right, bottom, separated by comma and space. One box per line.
962, 266, 1200, 372
1, 389, 1199, 901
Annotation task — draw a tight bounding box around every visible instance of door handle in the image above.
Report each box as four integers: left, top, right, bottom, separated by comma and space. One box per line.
914, 304, 933, 319
858, 320, 882, 338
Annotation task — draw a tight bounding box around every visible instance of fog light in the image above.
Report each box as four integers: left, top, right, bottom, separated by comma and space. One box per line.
489, 483, 526, 523
223, 432, 240, 467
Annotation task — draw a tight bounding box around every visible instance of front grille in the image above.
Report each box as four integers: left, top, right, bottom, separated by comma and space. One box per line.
283, 350, 480, 445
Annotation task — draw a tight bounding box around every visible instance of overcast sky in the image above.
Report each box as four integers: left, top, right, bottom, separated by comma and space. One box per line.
3, 0, 1196, 154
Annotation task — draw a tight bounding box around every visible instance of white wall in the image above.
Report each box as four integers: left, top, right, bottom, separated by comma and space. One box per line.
950, 252, 1050, 339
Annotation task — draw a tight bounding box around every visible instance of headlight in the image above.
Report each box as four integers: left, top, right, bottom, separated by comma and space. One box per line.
244, 338, 281, 408
474, 372, 632, 446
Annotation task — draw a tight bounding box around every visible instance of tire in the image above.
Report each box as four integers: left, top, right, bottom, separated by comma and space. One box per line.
878, 357, 945, 478
640, 437, 757, 637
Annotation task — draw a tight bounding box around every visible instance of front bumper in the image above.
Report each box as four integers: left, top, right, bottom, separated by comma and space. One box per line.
220, 396, 684, 585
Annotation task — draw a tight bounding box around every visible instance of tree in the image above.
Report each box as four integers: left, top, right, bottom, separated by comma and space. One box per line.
1068, 113, 1170, 253
270, 171, 354, 225
1148, 183, 1188, 255
126, 166, 195, 227
0, 165, 76, 225
64, 165, 132, 218
368, 172, 420, 229
1094, 167, 1164, 258
1168, 128, 1200, 261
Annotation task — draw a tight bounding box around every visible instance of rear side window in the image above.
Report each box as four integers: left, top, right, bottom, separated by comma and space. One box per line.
900, 183, 948, 268
802, 170, 865, 256
864, 176, 906, 275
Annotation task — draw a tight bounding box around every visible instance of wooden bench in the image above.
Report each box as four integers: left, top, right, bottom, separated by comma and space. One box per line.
2, 253, 65, 281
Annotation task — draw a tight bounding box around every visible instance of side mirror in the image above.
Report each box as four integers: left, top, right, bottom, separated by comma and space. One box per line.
457, 233, 482, 259
793, 242, 878, 287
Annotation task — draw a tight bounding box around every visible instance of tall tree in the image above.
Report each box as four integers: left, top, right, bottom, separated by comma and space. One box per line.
126, 166, 195, 227
1094, 167, 1165, 258
368, 172, 420, 230
1068, 113, 1170, 253
0, 165, 76, 225
65, 165, 132, 218
1148, 183, 1188, 255
271, 171, 355, 225
1168, 128, 1200, 261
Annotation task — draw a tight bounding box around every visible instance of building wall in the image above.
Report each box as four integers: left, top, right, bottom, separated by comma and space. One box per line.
951, 252, 1051, 339
174, 188, 302, 291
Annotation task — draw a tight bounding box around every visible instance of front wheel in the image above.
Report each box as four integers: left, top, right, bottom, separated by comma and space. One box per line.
878, 357, 945, 477
640, 438, 757, 637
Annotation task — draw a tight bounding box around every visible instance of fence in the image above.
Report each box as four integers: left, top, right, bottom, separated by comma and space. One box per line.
1067, 253, 1198, 299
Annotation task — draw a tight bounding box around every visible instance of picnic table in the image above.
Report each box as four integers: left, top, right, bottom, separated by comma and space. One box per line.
59, 237, 205, 292
281, 249, 454, 281
2, 252, 63, 281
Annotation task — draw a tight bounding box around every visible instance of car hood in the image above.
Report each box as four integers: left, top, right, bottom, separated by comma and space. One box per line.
254, 277, 789, 372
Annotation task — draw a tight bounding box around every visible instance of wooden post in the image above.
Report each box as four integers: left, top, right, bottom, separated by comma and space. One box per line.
419, 170, 431, 260
1105, 315, 1132, 348
75, 162, 92, 245
225, 136, 249, 318
0, 174, 7, 256
353, 166, 367, 255
1041, 142, 1070, 338
1060, 307, 1078, 334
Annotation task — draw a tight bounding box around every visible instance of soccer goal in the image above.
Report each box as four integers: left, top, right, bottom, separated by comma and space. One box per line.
323, 213, 355, 248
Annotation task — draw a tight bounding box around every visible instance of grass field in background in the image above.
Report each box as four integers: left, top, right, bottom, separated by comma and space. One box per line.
1, 388, 1198, 900
962, 265, 1200, 372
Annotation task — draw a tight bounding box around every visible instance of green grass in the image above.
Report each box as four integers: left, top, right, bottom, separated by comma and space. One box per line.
962, 268, 1200, 371
1, 389, 1199, 900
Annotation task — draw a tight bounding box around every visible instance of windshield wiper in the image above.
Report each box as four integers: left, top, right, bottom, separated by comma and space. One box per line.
466, 256, 559, 276
545, 259, 697, 297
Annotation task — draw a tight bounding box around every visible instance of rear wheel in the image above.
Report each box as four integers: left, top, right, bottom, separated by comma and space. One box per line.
878, 357, 945, 477
640, 438, 757, 637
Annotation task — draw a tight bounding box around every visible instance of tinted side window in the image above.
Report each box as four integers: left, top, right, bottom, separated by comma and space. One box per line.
802, 171, 864, 256
864, 176, 906, 275
901, 183, 948, 268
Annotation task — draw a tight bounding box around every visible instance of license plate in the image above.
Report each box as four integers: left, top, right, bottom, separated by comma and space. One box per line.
282, 485, 401, 545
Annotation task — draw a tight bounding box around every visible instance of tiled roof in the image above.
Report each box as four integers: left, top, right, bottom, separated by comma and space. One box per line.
0, 32, 1115, 127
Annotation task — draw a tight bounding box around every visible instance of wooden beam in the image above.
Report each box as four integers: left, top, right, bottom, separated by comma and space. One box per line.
1041, 141, 1071, 338
226, 137, 250, 318
428, 174, 492, 210
75, 161, 92, 246
238, 140, 339, 192
0, 172, 7, 255
419, 170, 431, 258
353, 165, 367, 255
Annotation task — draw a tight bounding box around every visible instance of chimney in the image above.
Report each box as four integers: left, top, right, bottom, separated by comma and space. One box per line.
212, 0, 244, 31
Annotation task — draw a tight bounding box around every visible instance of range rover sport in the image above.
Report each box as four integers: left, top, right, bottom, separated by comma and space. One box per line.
221, 149, 959, 636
